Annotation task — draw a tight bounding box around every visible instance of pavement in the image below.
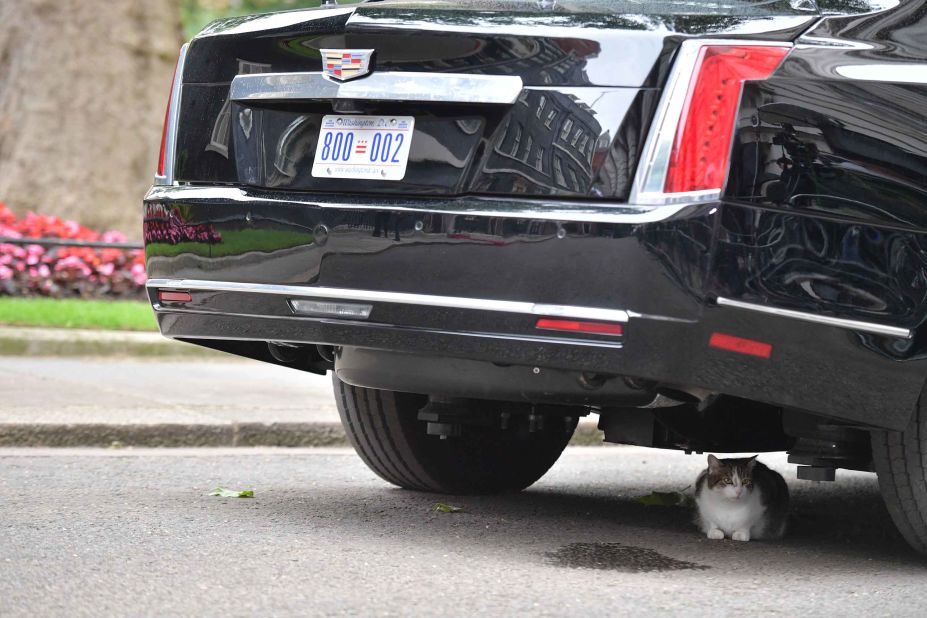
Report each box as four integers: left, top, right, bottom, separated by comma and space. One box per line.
0, 325, 221, 358
1, 446, 922, 617
0, 356, 348, 447
0, 328, 603, 447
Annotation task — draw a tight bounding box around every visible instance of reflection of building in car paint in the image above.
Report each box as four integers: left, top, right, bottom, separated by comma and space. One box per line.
745, 81, 927, 226
480, 90, 604, 194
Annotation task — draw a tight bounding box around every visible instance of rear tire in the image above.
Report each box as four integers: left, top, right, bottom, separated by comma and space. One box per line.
871, 399, 927, 554
333, 375, 577, 494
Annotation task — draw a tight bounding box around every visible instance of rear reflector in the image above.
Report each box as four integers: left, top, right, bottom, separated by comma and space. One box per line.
663, 45, 789, 194
290, 300, 372, 319
159, 291, 192, 303
709, 332, 772, 359
536, 319, 623, 336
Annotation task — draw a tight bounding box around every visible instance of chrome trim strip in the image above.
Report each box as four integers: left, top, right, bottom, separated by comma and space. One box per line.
716, 297, 912, 339
834, 63, 927, 84
230, 72, 524, 105
147, 279, 630, 323
144, 185, 701, 225
154, 43, 188, 186
152, 305, 627, 350
795, 35, 875, 51
629, 39, 791, 208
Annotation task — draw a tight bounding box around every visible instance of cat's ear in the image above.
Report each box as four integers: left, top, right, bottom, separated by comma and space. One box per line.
746, 455, 758, 471
707, 454, 722, 472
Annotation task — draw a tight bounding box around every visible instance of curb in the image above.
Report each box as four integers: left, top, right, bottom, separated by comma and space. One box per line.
0, 422, 349, 448
0, 421, 605, 448
0, 326, 226, 358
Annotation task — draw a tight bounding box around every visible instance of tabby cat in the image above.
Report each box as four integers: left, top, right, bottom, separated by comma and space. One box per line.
694, 454, 789, 542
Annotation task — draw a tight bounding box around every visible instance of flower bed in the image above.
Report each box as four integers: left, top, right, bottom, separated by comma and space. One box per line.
0, 202, 145, 299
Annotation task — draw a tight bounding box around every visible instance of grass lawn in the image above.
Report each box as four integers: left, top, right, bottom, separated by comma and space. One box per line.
0, 298, 158, 331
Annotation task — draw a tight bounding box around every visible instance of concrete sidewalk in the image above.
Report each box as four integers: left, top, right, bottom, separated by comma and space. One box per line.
0, 326, 221, 358
0, 357, 345, 447
0, 355, 603, 447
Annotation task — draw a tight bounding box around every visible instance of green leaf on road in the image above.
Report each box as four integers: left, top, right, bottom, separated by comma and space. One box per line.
635, 490, 694, 508
209, 487, 254, 498
431, 502, 463, 513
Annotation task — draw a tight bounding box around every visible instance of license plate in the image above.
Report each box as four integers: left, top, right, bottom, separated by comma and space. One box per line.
311, 115, 415, 181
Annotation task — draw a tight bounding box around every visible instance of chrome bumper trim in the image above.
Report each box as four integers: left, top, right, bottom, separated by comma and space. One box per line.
144, 186, 701, 225
231, 72, 524, 105
716, 297, 912, 339
148, 279, 630, 323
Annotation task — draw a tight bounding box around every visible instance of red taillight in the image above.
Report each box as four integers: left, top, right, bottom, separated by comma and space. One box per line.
708, 332, 772, 359
157, 56, 181, 178
536, 319, 624, 336
159, 291, 192, 303
663, 45, 788, 194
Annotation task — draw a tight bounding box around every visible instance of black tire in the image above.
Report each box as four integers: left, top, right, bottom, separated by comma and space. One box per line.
333, 375, 577, 494
871, 402, 927, 554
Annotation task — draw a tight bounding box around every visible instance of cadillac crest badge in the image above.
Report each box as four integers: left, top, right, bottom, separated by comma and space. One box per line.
321, 49, 374, 81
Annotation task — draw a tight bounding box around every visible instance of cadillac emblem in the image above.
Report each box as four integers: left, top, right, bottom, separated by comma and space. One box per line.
321, 49, 374, 81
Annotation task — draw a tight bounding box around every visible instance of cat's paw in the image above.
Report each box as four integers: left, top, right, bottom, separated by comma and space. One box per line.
707, 528, 725, 540
732, 530, 751, 542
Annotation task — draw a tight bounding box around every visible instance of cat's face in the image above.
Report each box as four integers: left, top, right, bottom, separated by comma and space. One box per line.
705, 455, 756, 501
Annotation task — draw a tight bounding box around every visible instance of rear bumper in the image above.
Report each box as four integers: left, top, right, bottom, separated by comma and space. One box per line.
144, 186, 926, 430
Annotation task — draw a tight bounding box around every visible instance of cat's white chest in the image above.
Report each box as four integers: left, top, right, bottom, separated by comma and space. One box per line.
697, 490, 764, 535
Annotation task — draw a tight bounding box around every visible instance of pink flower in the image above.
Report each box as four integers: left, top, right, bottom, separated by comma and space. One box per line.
1, 244, 26, 259
26, 250, 41, 266
54, 255, 92, 277
131, 262, 147, 286
62, 220, 80, 236
101, 230, 127, 243
0, 201, 145, 298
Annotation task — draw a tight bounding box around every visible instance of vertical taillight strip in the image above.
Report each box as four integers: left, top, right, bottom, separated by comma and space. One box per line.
154, 44, 189, 186
629, 39, 790, 206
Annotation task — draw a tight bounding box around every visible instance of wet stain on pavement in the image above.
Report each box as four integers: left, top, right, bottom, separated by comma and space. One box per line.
546, 542, 709, 572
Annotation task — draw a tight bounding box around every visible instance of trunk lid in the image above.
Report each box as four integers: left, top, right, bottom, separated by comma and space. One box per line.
173, 1, 818, 200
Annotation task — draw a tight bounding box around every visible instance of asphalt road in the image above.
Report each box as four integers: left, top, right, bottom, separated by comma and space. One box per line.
1, 447, 924, 617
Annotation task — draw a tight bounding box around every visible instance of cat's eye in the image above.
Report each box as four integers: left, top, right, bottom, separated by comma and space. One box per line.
743, 479, 752, 487
722, 477, 732, 484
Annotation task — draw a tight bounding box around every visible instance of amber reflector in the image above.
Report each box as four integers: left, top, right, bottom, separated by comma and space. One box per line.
709, 332, 772, 359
